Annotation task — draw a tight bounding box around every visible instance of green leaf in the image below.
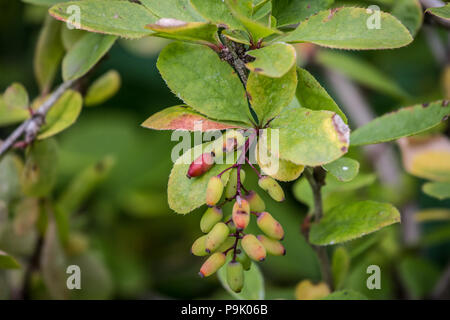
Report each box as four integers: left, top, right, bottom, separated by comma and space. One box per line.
38, 90, 83, 140
282, 7, 413, 50
0, 95, 28, 127
422, 182, 450, 200
142, 105, 247, 131
218, 262, 265, 300
222, 29, 251, 45
146, 20, 218, 44
270, 106, 350, 166
140, 0, 206, 22
293, 174, 377, 213
323, 157, 359, 182
0, 155, 23, 203
190, 0, 244, 30
296, 67, 347, 123
21, 139, 59, 197
3, 82, 29, 110
34, 15, 64, 94
272, 0, 334, 27
351, 101, 450, 146
57, 156, 115, 214
331, 247, 350, 290
41, 220, 69, 299
247, 66, 297, 126
225, 0, 281, 42
426, 3, 450, 21
0, 250, 21, 269
246, 43, 297, 78
398, 256, 440, 299
22, 0, 68, 6
391, 0, 423, 36
255, 138, 304, 182
62, 33, 117, 81
316, 51, 408, 100
60, 27, 86, 51
85, 70, 121, 107
68, 252, 113, 299
157, 42, 253, 125
322, 289, 368, 300
168, 141, 233, 214
49, 0, 158, 39
309, 201, 401, 246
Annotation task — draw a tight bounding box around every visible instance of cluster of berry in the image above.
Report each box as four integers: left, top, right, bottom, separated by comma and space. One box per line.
187, 132, 286, 293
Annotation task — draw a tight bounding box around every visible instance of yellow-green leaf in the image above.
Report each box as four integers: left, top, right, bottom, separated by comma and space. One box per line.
85, 70, 121, 107
391, 0, 423, 36
426, 3, 450, 21
0, 250, 20, 269
270, 105, 350, 166
225, 0, 281, 42
323, 157, 359, 182
255, 138, 304, 182
246, 43, 296, 78
140, 0, 206, 22
310, 201, 401, 246
50, 0, 158, 39
422, 182, 450, 200
21, 139, 59, 197
296, 67, 347, 123
0, 94, 29, 127
34, 15, 64, 94
247, 66, 297, 126
157, 42, 253, 125
272, 0, 334, 27
190, 0, 244, 30
351, 101, 450, 146
3, 82, 29, 109
62, 33, 117, 81
38, 90, 83, 139
146, 20, 218, 44
142, 105, 246, 131
282, 7, 413, 50
168, 141, 233, 214
331, 247, 350, 290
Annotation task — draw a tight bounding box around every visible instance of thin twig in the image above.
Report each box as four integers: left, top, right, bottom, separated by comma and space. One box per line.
0, 80, 75, 159
303, 167, 333, 289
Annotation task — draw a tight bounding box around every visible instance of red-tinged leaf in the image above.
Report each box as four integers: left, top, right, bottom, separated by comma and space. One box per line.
141, 106, 247, 131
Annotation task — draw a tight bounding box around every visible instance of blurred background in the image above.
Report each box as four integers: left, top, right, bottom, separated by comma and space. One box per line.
0, 0, 449, 300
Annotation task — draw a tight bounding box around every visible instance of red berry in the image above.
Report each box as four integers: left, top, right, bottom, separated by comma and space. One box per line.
187, 152, 215, 178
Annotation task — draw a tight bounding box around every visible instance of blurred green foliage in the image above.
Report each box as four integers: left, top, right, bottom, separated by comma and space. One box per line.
0, 0, 449, 300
